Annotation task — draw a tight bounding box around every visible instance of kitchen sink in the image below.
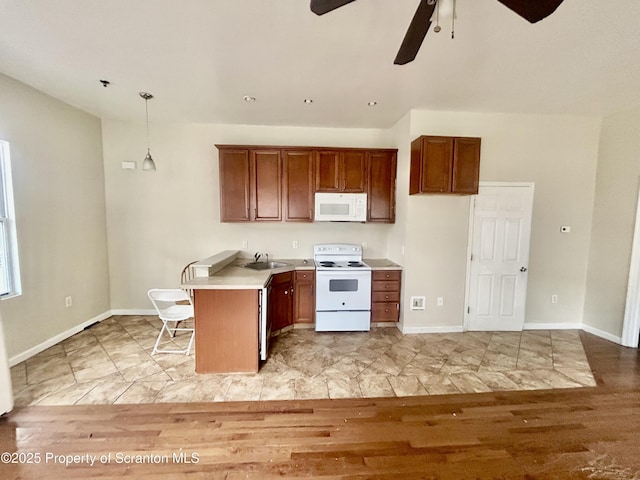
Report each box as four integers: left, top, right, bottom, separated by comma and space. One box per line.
244, 261, 290, 271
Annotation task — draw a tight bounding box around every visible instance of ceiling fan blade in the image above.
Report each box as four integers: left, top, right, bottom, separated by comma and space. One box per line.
394, 0, 437, 65
496, 0, 565, 23
310, 0, 358, 15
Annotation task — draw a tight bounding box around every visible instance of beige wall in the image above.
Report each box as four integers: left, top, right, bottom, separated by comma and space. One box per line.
584, 106, 640, 337
101, 121, 396, 310
0, 74, 110, 359
394, 110, 602, 331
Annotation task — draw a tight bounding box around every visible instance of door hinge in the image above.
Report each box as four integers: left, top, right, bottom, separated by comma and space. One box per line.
467, 306, 470, 314
470, 253, 473, 261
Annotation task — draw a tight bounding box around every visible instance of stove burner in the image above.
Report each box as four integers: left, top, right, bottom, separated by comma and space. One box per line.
320, 261, 336, 267
348, 261, 365, 267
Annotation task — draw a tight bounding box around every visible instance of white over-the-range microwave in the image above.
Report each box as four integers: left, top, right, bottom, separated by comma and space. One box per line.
314, 192, 367, 222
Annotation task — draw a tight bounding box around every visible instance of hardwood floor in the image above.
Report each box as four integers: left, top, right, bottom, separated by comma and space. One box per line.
1, 331, 639, 479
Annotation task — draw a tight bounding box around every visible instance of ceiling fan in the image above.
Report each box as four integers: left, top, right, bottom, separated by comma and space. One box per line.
310, 0, 565, 65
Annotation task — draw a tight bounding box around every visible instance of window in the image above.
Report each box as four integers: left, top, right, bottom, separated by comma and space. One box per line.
0, 140, 20, 297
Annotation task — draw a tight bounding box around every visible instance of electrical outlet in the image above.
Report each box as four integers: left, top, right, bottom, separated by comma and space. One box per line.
410, 296, 425, 310
551, 294, 558, 304
292, 240, 299, 249
362, 241, 368, 250
242, 240, 248, 248
65, 296, 72, 308
560, 226, 571, 233
437, 297, 444, 307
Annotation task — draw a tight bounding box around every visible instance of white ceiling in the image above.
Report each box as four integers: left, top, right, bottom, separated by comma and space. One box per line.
1, 0, 640, 128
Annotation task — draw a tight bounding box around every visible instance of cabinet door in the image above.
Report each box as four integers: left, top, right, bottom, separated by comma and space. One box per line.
420, 136, 454, 193
270, 272, 293, 331
367, 151, 396, 223
452, 137, 481, 194
251, 150, 282, 221
342, 150, 367, 192
294, 271, 315, 324
283, 150, 314, 222
219, 149, 251, 222
315, 151, 341, 192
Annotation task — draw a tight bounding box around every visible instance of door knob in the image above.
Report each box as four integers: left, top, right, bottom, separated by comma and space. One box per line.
520, 267, 527, 272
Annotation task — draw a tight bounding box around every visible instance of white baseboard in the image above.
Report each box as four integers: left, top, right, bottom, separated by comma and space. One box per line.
524, 322, 583, 330
9, 310, 112, 367
110, 309, 156, 316
581, 323, 622, 344
401, 325, 464, 334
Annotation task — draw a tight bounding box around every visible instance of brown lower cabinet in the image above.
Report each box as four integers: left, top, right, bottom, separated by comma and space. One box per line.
293, 270, 315, 324
194, 289, 260, 373
371, 270, 402, 322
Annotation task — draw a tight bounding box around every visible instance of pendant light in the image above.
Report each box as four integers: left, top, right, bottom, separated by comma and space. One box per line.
139, 92, 156, 171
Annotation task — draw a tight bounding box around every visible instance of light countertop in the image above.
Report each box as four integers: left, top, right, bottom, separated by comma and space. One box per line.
182, 253, 401, 290
182, 256, 313, 290
364, 258, 402, 270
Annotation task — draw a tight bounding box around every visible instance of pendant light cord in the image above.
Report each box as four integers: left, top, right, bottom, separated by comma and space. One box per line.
451, 0, 456, 39
145, 98, 150, 154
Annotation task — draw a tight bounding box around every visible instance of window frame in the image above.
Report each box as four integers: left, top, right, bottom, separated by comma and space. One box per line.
0, 140, 21, 299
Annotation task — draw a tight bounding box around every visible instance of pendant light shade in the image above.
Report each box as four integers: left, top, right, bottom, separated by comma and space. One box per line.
139, 92, 156, 171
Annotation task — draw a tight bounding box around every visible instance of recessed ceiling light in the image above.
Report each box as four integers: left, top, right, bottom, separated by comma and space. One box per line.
368, 101, 378, 106
303, 99, 314, 104
243, 96, 256, 102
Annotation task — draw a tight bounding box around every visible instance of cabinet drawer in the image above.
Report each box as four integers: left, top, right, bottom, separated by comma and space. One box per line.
295, 270, 315, 283
372, 291, 400, 303
372, 270, 401, 281
372, 302, 399, 322
372, 280, 400, 292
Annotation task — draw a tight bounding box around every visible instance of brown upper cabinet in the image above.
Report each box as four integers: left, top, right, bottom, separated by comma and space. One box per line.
367, 150, 397, 223
409, 135, 481, 195
219, 147, 282, 222
316, 150, 367, 193
282, 150, 315, 222
218, 148, 251, 222
217, 145, 397, 223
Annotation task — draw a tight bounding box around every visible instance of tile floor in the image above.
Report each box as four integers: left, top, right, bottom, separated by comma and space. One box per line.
10, 315, 596, 406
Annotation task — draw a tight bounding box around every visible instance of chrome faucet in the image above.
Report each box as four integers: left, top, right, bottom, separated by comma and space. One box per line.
254, 252, 262, 263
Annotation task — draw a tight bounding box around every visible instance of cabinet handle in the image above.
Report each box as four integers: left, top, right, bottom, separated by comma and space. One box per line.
385, 295, 389, 299
385, 274, 390, 278
310, 285, 313, 295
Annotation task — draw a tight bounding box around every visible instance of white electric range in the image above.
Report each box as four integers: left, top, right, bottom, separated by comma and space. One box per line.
314, 244, 372, 331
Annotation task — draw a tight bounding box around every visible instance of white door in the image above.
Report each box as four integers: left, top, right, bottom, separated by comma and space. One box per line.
466, 184, 534, 331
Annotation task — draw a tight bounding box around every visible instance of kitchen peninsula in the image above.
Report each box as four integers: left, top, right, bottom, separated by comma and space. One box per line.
182, 250, 401, 374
